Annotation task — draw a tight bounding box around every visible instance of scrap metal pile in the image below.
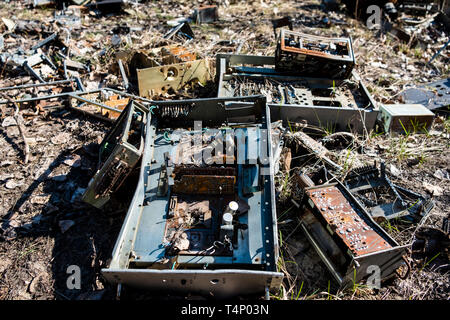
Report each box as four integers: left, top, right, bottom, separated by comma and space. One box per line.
0, 0, 448, 300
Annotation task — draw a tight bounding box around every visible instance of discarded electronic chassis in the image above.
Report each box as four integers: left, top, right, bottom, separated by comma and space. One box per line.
102, 96, 284, 298
81, 100, 147, 208
296, 176, 409, 288
216, 54, 378, 133
344, 162, 434, 222
275, 29, 355, 79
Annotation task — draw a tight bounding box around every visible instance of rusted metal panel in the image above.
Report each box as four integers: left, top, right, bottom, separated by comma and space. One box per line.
172, 167, 236, 195
305, 185, 392, 256
103, 96, 129, 119
300, 181, 408, 287
173, 175, 236, 195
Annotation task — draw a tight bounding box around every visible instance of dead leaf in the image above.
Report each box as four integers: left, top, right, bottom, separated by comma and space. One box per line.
423, 182, 443, 196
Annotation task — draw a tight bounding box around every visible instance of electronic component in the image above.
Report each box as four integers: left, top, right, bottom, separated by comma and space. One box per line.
275, 29, 355, 79
102, 96, 283, 298
299, 180, 409, 288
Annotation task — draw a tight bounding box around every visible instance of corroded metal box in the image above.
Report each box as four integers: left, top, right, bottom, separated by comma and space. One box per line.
217, 53, 378, 133
102, 96, 284, 298
275, 29, 355, 79
300, 181, 409, 288
82, 100, 147, 208
379, 104, 434, 134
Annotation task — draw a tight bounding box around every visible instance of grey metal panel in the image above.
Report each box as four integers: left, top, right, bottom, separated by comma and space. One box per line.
263, 104, 279, 265
107, 117, 156, 269
274, 103, 378, 133
131, 135, 172, 262
216, 53, 379, 133
102, 268, 284, 298
350, 245, 409, 284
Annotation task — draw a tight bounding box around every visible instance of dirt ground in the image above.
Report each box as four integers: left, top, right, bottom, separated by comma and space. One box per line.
0, 0, 449, 300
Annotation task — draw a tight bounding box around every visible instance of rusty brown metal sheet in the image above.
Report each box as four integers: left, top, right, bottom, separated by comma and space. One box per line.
172, 166, 236, 195
281, 36, 328, 58
166, 46, 197, 62
173, 175, 235, 195
305, 185, 392, 256
279, 30, 351, 60
103, 96, 129, 119
173, 166, 236, 178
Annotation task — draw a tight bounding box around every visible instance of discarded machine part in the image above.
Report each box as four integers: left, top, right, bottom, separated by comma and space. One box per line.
137, 59, 213, 98
130, 45, 197, 67
33, 0, 55, 7
31, 32, 59, 50
172, 167, 236, 195
397, 0, 439, 15
0, 79, 80, 106
67, 88, 152, 121
82, 100, 147, 208
428, 38, 450, 65
102, 96, 283, 298
378, 104, 435, 134
118, 59, 130, 91
271, 16, 293, 38
128, 45, 198, 83
86, 0, 125, 14
411, 226, 449, 261
400, 78, 450, 112
275, 29, 355, 79
193, 5, 219, 24
299, 180, 409, 288
69, 91, 129, 122
217, 54, 378, 133
344, 162, 435, 222
340, 0, 399, 20
384, 2, 399, 20
163, 22, 195, 41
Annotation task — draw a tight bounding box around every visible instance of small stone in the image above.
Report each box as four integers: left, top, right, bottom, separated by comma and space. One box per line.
63, 155, 81, 168
433, 169, 449, 180
71, 187, 86, 203
1, 116, 17, 127
389, 164, 401, 177
31, 194, 51, 204
0, 160, 14, 167
5, 179, 23, 189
